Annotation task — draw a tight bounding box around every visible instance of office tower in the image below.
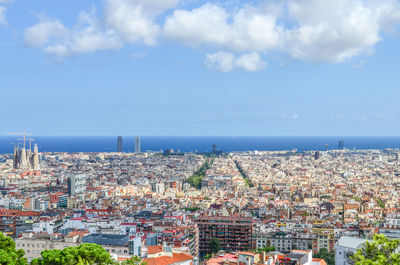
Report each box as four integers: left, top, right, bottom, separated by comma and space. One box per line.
314, 151, 320, 160
117, 136, 123, 152
135, 136, 141, 153
212, 144, 217, 154
67, 174, 87, 196
197, 215, 253, 256
324, 144, 328, 151
338, 140, 344, 150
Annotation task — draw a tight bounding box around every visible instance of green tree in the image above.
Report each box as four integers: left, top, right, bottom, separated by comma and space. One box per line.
31, 243, 115, 265
353, 234, 400, 265
186, 159, 213, 189
121, 256, 145, 265
376, 198, 385, 209
209, 238, 221, 254
313, 248, 334, 265
255, 246, 276, 254
0, 232, 28, 265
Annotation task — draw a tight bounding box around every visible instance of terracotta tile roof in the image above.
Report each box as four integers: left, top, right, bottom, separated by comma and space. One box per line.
143, 253, 193, 265
148, 245, 163, 255
312, 258, 327, 265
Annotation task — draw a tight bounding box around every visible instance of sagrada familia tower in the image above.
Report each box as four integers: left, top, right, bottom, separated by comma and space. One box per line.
13, 142, 40, 170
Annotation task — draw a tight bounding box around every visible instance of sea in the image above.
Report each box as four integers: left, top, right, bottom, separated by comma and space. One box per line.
1, 136, 400, 154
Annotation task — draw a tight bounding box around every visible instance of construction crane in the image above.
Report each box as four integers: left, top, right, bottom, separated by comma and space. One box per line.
5, 132, 32, 149
18, 138, 35, 150
28, 138, 35, 150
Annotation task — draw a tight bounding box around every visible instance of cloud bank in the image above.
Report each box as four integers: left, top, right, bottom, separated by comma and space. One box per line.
23, 0, 400, 71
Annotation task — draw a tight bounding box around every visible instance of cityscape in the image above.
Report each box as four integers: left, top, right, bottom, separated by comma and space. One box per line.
1, 135, 400, 265
3, 0, 400, 264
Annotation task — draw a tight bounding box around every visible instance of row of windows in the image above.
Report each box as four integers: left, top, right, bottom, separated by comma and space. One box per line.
105, 249, 128, 254
17, 243, 45, 248
26, 250, 41, 254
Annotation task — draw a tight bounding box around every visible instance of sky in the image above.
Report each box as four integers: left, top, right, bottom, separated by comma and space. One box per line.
1, 0, 400, 136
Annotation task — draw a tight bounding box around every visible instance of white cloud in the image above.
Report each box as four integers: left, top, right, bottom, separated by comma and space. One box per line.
21, 0, 400, 69
235, 53, 267, 71
204, 51, 266, 72
164, 0, 400, 63
0, 0, 14, 3
282, 114, 300, 120
163, 3, 283, 52
0, 6, 7, 25
285, 0, 381, 62
103, 0, 178, 45
24, 10, 122, 58
204, 51, 235, 72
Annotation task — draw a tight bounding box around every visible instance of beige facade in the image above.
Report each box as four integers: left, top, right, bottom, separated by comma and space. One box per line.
15, 233, 80, 260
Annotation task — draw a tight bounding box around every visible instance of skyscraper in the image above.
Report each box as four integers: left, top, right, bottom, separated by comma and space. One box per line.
135, 136, 141, 153
117, 136, 123, 152
314, 151, 320, 160
212, 144, 217, 154
338, 140, 344, 150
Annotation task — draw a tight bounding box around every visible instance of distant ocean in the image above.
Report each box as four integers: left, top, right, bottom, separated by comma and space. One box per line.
0, 136, 400, 154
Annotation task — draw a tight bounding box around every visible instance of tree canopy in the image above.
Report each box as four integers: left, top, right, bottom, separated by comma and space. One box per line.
0, 232, 28, 265
353, 234, 400, 265
0, 234, 146, 265
255, 246, 276, 254
30, 243, 116, 265
120, 256, 144, 265
313, 248, 334, 265
209, 238, 221, 254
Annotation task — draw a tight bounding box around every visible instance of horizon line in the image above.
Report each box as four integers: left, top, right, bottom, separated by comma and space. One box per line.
2, 135, 400, 138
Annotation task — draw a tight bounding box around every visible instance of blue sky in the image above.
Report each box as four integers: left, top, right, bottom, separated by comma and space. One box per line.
1, 0, 400, 136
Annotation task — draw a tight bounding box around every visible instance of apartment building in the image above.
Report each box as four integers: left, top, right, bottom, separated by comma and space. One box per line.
196, 215, 253, 256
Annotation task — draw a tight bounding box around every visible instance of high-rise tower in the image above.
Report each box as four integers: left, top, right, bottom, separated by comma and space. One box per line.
338, 140, 344, 150
135, 136, 141, 153
314, 151, 320, 160
212, 144, 217, 154
117, 136, 123, 152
